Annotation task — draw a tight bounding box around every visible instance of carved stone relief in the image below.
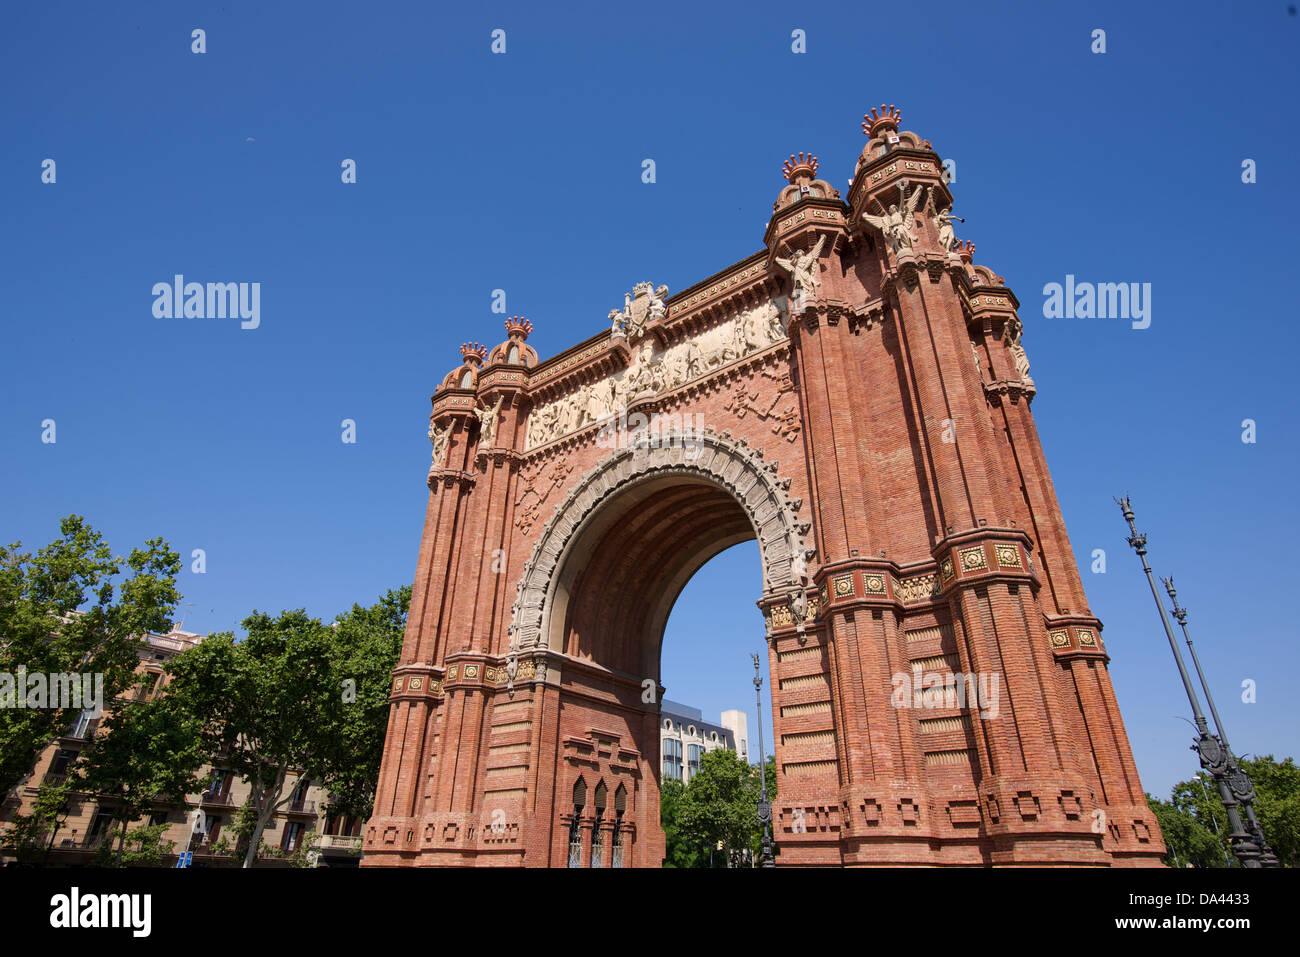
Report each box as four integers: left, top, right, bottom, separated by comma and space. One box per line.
525, 300, 788, 451
722, 367, 801, 442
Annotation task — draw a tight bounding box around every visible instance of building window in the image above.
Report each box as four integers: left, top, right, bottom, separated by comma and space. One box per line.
612, 784, 627, 868
662, 738, 682, 781
567, 778, 586, 868
282, 821, 304, 853
69, 709, 95, 739
88, 810, 114, 844
590, 781, 606, 868
687, 744, 703, 778
50, 748, 79, 775
205, 769, 232, 802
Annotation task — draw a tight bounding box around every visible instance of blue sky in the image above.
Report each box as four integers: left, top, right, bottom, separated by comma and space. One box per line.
2, 1, 1297, 800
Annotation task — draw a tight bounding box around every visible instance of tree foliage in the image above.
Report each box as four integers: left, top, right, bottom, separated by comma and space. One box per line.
75, 696, 207, 866
659, 777, 700, 868
91, 821, 174, 868
0, 516, 181, 798
663, 749, 774, 867
1149, 755, 1299, 868
163, 609, 341, 867
0, 780, 73, 864
319, 586, 409, 821
161, 589, 407, 867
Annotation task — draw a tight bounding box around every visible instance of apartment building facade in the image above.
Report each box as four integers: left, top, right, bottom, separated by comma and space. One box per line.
659, 701, 738, 785
1, 628, 361, 867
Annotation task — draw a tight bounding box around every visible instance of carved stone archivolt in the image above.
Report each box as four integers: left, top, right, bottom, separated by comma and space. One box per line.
507, 428, 812, 658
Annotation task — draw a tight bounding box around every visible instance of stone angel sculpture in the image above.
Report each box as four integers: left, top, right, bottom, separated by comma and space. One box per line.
925, 186, 965, 253
428, 420, 451, 471
474, 396, 504, 450
863, 181, 924, 255
774, 234, 826, 311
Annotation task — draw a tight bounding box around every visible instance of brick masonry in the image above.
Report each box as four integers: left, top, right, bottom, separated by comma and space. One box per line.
362, 107, 1166, 867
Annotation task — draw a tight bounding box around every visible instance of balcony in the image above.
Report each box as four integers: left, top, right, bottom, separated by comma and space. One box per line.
313, 833, 362, 852
285, 798, 317, 816
199, 790, 235, 808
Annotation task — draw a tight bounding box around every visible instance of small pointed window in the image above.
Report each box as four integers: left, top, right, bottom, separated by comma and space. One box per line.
591, 781, 607, 868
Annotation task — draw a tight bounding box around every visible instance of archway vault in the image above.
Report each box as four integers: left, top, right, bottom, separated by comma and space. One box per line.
507, 427, 812, 684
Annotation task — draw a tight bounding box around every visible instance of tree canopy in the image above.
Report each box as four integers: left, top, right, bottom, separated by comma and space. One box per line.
662, 749, 776, 867
0, 516, 181, 799
1147, 755, 1299, 868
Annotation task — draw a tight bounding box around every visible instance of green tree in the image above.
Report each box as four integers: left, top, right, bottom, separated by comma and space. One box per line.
660, 777, 701, 868
1241, 755, 1300, 867
91, 821, 175, 868
0, 516, 182, 799
75, 695, 207, 866
1147, 793, 1226, 869
0, 780, 73, 864
676, 749, 763, 867
163, 609, 341, 868
1152, 755, 1299, 868
319, 586, 409, 822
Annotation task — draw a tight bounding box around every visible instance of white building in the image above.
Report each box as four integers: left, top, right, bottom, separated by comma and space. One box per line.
659, 701, 737, 784
720, 709, 749, 763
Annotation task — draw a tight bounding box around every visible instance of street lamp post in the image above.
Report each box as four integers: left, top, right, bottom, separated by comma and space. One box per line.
751, 653, 774, 868
1162, 577, 1278, 866
1115, 497, 1262, 867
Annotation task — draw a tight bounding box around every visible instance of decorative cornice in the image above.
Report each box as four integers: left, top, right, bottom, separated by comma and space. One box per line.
427, 469, 477, 491
984, 379, 1037, 403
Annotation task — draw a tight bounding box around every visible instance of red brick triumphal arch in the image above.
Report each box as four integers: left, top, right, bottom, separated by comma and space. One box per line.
364, 106, 1166, 867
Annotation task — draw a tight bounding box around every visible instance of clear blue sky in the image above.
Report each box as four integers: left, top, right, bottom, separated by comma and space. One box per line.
3, 1, 1296, 800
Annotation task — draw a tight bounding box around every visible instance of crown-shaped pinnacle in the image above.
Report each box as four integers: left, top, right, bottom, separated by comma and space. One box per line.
862, 104, 902, 138
958, 239, 976, 262
782, 152, 819, 183
504, 317, 533, 339
460, 342, 488, 363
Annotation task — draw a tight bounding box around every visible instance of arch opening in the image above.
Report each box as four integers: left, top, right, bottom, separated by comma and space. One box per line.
508, 430, 812, 666
506, 433, 805, 867
551, 473, 756, 679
